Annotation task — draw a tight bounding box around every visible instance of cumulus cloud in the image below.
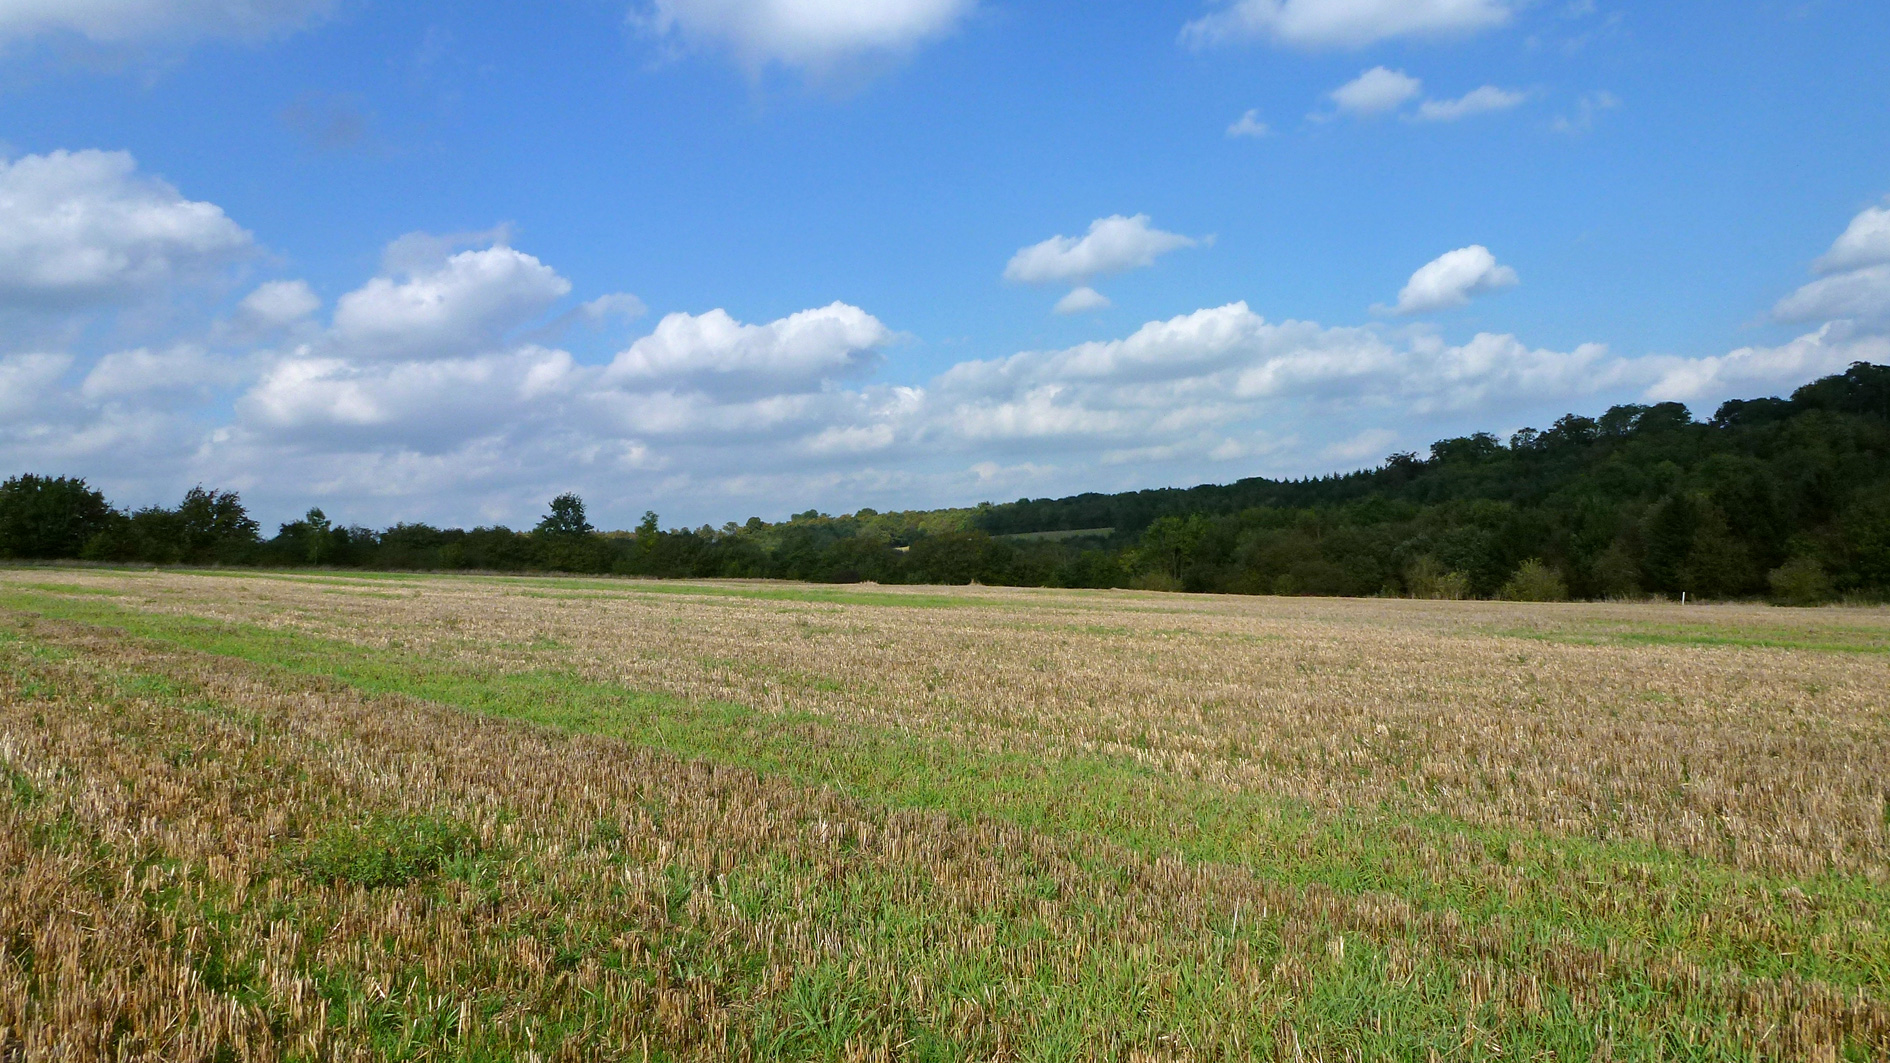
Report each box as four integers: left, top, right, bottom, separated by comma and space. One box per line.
0, 149, 252, 309
330, 245, 572, 359
239, 345, 580, 450
1326, 67, 1422, 117
1774, 267, 1890, 327
1005, 215, 1199, 286
1812, 201, 1890, 275
238, 280, 319, 328
1053, 287, 1112, 315
1226, 110, 1271, 138
80, 345, 242, 402
1774, 201, 1890, 327
1643, 322, 1888, 404
604, 302, 892, 395
931, 303, 1612, 456
1414, 85, 1527, 121
1322, 427, 1398, 463
634, 0, 975, 71
1382, 245, 1519, 314
581, 292, 649, 323
378, 225, 514, 275
1182, 0, 1514, 49
0, 352, 70, 419
0, 0, 332, 44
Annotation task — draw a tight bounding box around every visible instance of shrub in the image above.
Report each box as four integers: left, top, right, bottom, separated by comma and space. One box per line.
1768, 557, 1834, 607
1131, 571, 1183, 592
1406, 556, 1472, 600
1501, 559, 1569, 602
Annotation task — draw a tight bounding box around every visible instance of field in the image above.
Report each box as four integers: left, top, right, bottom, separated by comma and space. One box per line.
1, 569, 1887, 1062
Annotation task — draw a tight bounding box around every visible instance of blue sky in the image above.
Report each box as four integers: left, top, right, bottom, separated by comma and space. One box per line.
1, 0, 1887, 530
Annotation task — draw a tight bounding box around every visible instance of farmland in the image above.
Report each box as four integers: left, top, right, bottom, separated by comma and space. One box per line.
2, 568, 1888, 1061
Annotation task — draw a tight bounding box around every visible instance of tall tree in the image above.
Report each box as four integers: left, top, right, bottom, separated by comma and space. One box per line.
536, 494, 594, 538
0, 475, 116, 559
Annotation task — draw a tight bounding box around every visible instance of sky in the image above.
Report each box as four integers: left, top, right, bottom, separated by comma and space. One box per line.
0, 0, 1887, 532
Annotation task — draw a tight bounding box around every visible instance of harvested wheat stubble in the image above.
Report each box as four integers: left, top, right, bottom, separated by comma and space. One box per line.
1, 568, 1888, 1061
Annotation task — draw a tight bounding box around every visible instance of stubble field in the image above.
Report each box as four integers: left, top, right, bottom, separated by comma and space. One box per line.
1, 568, 1887, 1061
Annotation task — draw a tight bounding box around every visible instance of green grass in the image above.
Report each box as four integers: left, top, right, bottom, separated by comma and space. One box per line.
5, 585, 1886, 999
994, 527, 1116, 542
292, 813, 484, 889
1496, 620, 1890, 655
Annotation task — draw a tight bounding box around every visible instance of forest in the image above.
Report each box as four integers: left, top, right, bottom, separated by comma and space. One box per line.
4, 361, 1887, 603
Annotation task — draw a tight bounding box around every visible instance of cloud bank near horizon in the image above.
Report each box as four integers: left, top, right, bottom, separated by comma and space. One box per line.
1, 148, 1885, 530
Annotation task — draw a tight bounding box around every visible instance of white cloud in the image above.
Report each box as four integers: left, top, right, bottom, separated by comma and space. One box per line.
379, 225, 515, 275
80, 344, 241, 402
1774, 266, 1890, 326
1053, 287, 1111, 315
0, 352, 69, 418
0, 150, 252, 308
1382, 245, 1519, 314
1812, 201, 1890, 275
928, 303, 1635, 458
634, 0, 974, 71
0, 0, 332, 44
1226, 109, 1271, 138
1414, 85, 1526, 121
1327, 67, 1422, 117
604, 303, 892, 395
1321, 427, 1397, 463
1772, 201, 1890, 327
331, 244, 572, 359
581, 292, 649, 323
1004, 215, 1199, 286
1183, 0, 1514, 49
237, 280, 319, 329
239, 345, 579, 448
1643, 322, 1887, 404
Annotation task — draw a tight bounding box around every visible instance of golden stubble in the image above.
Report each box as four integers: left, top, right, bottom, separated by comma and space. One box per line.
40, 570, 1890, 880
3, 607, 1887, 1061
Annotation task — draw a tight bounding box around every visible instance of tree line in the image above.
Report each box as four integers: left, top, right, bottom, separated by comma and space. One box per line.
4, 361, 1887, 604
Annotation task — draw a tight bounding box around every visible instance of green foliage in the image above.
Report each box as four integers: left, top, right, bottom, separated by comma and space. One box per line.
0, 474, 115, 559
1768, 557, 1834, 607
1405, 556, 1471, 600
536, 493, 594, 538
176, 486, 262, 562
1500, 559, 1569, 602
293, 814, 479, 889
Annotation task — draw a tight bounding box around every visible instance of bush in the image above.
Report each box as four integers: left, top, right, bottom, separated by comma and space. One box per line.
1768, 557, 1834, 606
1131, 571, 1183, 592
1406, 556, 1472, 600
1501, 559, 1569, 602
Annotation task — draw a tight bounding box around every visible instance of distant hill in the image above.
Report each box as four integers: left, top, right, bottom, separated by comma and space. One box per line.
975, 361, 1890, 541
942, 360, 1890, 600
